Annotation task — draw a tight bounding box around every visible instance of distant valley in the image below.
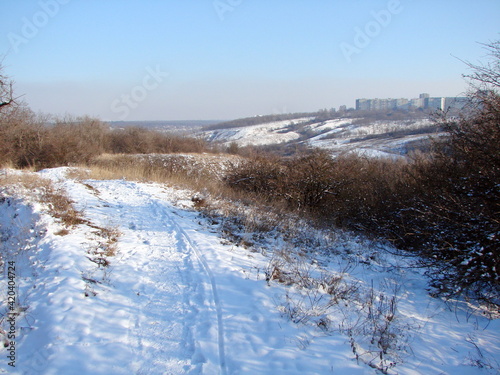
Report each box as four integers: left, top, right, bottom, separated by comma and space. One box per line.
110, 110, 443, 158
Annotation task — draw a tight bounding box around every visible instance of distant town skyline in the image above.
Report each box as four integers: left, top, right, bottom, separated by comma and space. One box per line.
355, 93, 468, 112
1, 1, 499, 121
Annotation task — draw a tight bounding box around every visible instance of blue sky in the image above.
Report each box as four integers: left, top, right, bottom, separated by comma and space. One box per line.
1, 0, 499, 121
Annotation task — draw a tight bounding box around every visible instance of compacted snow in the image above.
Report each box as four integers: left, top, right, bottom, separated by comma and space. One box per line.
1, 168, 499, 374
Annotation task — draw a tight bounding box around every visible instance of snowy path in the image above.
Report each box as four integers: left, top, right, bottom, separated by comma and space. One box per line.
65, 179, 227, 374
160, 201, 228, 375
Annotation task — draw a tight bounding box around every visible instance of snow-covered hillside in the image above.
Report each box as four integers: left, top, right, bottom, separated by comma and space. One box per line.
200, 116, 440, 157
1, 168, 499, 374
204, 118, 312, 147
305, 118, 438, 157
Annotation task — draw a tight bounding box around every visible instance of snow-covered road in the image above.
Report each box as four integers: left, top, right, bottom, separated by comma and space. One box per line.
77, 180, 227, 374
1, 168, 499, 375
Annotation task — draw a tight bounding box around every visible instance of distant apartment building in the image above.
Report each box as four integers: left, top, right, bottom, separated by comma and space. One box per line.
443, 96, 468, 110
355, 93, 467, 112
425, 97, 444, 110
355, 99, 370, 111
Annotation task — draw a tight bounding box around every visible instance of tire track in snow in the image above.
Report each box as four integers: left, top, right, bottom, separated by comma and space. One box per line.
65, 179, 227, 374
151, 199, 228, 375
78, 180, 198, 374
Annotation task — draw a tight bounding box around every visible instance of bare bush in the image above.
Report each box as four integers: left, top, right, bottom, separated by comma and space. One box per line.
0, 106, 47, 168
37, 116, 108, 167
398, 95, 500, 305
225, 153, 284, 197
0, 64, 208, 168
390, 43, 500, 306
283, 150, 340, 208
107, 126, 208, 154
1, 109, 210, 169
0, 110, 108, 169
225, 150, 408, 229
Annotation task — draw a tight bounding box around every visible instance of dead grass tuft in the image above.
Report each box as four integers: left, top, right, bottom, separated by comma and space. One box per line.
54, 228, 70, 236
0, 171, 85, 228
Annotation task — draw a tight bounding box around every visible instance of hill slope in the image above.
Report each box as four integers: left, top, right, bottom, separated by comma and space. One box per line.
199, 113, 440, 157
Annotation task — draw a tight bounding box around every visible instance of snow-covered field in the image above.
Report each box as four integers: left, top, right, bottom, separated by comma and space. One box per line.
1, 168, 499, 374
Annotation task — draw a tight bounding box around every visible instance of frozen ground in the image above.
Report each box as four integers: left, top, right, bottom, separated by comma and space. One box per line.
1, 168, 499, 374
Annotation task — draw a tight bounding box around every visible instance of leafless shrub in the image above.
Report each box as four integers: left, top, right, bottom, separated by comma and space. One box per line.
107, 126, 208, 154
396, 44, 500, 306
0, 110, 107, 169
0, 92, 209, 168
268, 248, 358, 323
225, 153, 285, 197
38, 116, 108, 167
225, 149, 408, 228
0, 63, 15, 111
0, 106, 47, 168
340, 280, 412, 374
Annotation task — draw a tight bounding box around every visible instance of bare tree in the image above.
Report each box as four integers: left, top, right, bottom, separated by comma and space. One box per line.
460, 40, 500, 90
0, 63, 15, 110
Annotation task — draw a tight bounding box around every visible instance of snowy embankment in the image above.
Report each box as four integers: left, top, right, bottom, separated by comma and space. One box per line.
1, 168, 499, 375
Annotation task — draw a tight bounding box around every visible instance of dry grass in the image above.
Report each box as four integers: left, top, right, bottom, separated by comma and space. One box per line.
0, 171, 85, 227
1, 170, 120, 269
79, 153, 240, 195
85, 225, 120, 268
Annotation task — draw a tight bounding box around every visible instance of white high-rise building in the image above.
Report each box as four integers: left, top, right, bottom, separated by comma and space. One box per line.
354, 93, 467, 111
